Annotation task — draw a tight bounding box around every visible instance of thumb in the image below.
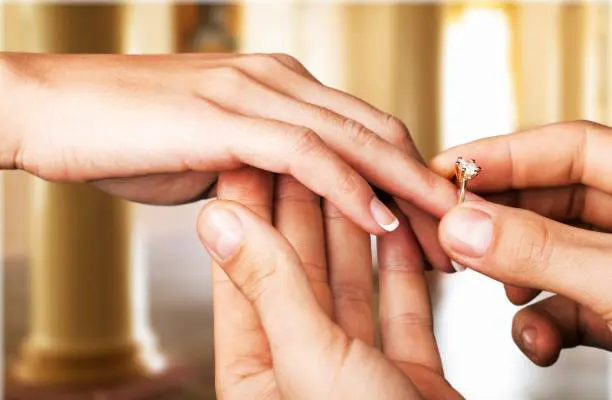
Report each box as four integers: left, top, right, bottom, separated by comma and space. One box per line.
439, 201, 612, 318
197, 200, 348, 396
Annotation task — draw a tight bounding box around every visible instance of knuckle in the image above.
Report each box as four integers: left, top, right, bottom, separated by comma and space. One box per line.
333, 168, 363, 199
380, 311, 433, 329
343, 118, 378, 149
270, 53, 303, 70
248, 53, 280, 67
293, 128, 325, 156
311, 104, 338, 124
504, 217, 554, 277
247, 53, 292, 76
275, 175, 318, 203
234, 254, 277, 306
379, 260, 423, 274
301, 262, 328, 285
332, 282, 370, 306
417, 160, 444, 193
383, 114, 411, 147
210, 66, 251, 96
323, 200, 346, 220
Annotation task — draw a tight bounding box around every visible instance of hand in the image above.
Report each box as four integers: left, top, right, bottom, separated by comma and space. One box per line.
431, 120, 612, 366
199, 167, 461, 399
1, 52, 456, 249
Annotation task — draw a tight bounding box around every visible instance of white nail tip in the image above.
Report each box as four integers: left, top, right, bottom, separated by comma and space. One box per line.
380, 218, 400, 232
451, 260, 467, 272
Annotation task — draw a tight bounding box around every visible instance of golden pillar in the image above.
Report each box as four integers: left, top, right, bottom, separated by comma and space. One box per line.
344, 4, 441, 159
559, 4, 588, 121
4, 4, 164, 386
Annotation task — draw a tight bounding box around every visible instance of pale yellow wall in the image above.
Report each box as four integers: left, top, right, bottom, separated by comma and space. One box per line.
344, 5, 440, 160
123, 3, 175, 54
514, 3, 561, 129
0, 2, 3, 46
607, 5, 612, 125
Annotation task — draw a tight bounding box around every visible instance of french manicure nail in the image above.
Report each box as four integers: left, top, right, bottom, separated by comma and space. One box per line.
370, 197, 399, 232
451, 260, 466, 272
201, 206, 244, 260
444, 207, 493, 257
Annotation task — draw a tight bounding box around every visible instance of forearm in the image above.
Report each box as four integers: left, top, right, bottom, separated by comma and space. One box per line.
0, 53, 23, 170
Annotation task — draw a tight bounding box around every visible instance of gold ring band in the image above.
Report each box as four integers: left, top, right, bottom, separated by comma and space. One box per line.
455, 157, 481, 204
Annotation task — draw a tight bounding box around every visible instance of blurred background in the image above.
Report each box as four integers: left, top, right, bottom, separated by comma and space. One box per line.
2, 1, 612, 399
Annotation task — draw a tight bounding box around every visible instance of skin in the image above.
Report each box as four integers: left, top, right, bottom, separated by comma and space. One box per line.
0, 52, 456, 269
431, 120, 612, 367
197, 168, 462, 399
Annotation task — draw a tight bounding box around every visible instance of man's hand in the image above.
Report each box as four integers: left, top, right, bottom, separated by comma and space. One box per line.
431, 121, 612, 366
200, 167, 461, 399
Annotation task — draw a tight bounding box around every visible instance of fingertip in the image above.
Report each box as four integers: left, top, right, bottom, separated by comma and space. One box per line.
512, 309, 562, 367
428, 148, 470, 181
427, 151, 454, 175
370, 196, 400, 233
504, 284, 541, 305
438, 203, 494, 259
197, 200, 245, 262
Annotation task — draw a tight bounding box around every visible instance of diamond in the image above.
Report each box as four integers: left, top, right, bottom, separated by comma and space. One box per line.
455, 157, 480, 180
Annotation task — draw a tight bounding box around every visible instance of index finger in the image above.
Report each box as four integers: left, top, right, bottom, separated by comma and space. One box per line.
429, 121, 612, 194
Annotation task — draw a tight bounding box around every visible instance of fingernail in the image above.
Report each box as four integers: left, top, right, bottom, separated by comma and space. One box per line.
520, 327, 537, 355
607, 320, 612, 334
201, 206, 244, 260
451, 260, 466, 272
370, 197, 399, 232
443, 207, 493, 257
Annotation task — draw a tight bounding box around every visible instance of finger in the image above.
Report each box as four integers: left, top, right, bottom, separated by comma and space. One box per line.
274, 175, 332, 316
244, 57, 451, 271
494, 185, 612, 304
430, 121, 612, 194
395, 200, 452, 272
504, 284, 541, 306
199, 200, 422, 399
211, 168, 273, 392
485, 185, 612, 230
511, 295, 612, 367
269, 53, 321, 82
205, 56, 453, 270
280, 77, 452, 272
199, 67, 457, 219
282, 83, 453, 272
242, 54, 452, 271
439, 200, 612, 317
324, 201, 375, 345
197, 103, 399, 236
93, 171, 217, 205
378, 203, 442, 373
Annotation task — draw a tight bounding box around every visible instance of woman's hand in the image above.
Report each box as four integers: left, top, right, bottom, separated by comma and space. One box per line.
431, 121, 612, 366
1, 52, 456, 246
199, 167, 461, 399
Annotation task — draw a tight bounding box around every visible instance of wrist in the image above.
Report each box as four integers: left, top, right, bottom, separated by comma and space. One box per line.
0, 53, 24, 170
